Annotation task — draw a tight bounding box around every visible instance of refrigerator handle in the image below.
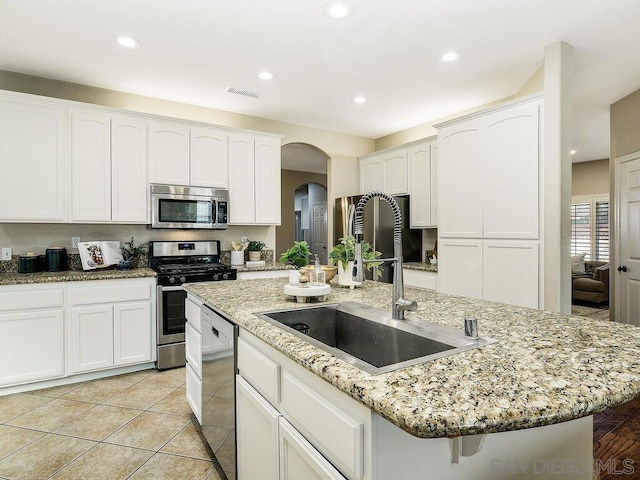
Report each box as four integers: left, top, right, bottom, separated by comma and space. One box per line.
347, 204, 356, 237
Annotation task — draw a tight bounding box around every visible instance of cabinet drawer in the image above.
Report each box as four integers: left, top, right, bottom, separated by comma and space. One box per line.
185, 322, 202, 378
282, 371, 364, 479
0, 286, 64, 311
70, 280, 151, 305
186, 362, 202, 424
185, 297, 202, 333
238, 336, 280, 406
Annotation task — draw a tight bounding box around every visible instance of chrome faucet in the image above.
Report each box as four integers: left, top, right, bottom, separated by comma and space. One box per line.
353, 191, 417, 319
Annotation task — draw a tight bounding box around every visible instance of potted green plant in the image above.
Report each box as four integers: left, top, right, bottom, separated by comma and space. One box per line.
279, 240, 311, 285
120, 237, 147, 270
247, 240, 267, 262
329, 235, 382, 287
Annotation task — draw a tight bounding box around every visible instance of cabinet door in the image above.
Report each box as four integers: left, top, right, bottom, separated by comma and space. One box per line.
112, 115, 148, 222
279, 417, 346, 480
408, 141, 433, 228
228, 133, 256, 224
113, 302, 152, 366
190, 127, 228, 188
0, 98, 66, 222
148, 121, 190, 185
438, 125, 483, 237
255, 136, 281, 224
430, 143, 438, 226
359, 156, 382, 193
382, 151, 408, 194
237, 376, 280, 480
70, 109, 112, 222
186, 363, 202, 424
483, 102, 540, 239
0, 309, 64, 386
185, 321, 202, 378
483, 241, 539, 308
70, 305, 114, 373
437, 239, 483, 299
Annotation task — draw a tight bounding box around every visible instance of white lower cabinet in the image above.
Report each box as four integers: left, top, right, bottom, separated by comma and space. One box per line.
279, 417, 346, 480
402, 268, 437, 290
68, 279, 154, 374
237, 376, 280, 480
0, 283, 65, 387
237, 331, 366, 480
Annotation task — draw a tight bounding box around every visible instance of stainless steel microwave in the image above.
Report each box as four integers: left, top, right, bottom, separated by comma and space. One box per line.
150, 184, 229, 229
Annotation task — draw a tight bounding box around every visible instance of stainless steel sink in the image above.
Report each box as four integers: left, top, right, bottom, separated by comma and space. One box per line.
254, 302, 498, 375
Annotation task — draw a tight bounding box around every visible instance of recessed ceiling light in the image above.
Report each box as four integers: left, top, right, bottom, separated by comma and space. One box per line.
258, 71, 275, 80
440, 51, 459, 62
324, 1, 353, 20
117, 36, 140, 48
353, 96, 366, 104
570, 149, 577, 155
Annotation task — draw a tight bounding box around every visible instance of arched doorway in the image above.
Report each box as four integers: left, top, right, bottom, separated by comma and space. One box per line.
277, 143, 330, 263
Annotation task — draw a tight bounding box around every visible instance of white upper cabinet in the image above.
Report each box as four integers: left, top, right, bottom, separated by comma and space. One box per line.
111, 115, 148, 223
0, 96, 67, 222
359, 156, 383, 193
71, 110, 147, 223
255, 136, 281, 225
229, 133, 281, 225
359, 149, 408, 195
148, 121, 190, 185
382, 151, 408, 194
70, 109, 111, 222
408, 138, 437, 228
190, 127, 228, 188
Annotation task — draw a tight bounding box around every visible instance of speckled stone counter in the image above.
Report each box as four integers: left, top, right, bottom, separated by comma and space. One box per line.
0, 267, 156, 285
184, 277, 640, 439
403, 261, 438, 273
233, 262, 294, 273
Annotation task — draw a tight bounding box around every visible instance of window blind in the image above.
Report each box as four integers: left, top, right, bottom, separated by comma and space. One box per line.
570, 198, 609, 262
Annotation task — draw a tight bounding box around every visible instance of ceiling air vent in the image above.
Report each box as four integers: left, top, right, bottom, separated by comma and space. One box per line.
224, 86, 263, 99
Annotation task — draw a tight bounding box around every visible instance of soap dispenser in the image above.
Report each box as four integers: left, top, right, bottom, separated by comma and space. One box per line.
310, 254, 325, 286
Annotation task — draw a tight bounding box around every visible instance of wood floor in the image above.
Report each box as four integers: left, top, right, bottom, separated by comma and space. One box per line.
594, 395, 640, 479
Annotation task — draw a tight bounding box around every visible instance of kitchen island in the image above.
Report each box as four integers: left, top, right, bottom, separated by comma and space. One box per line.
184, 278, 640, 479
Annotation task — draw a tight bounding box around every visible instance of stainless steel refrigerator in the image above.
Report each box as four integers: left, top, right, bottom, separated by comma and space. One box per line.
334, 194, 421, 283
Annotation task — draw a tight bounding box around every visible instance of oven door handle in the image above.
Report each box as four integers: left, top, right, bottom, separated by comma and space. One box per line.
160, 285, 186, 292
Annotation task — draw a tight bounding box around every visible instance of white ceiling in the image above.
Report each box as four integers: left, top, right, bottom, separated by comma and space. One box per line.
1, 0, 639, 163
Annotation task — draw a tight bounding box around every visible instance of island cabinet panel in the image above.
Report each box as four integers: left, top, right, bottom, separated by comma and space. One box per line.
148, 121, 190, 185
280, 417, 347, 480
236, 376, 280, 480
190, 127, 228, 188
0, 96, 66, 222
236, 329, 372, 480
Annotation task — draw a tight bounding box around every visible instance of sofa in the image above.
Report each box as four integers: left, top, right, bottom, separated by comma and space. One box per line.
572, 260, 610, 304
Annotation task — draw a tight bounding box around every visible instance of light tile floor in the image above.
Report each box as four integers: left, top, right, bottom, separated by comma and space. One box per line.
0, 368, 224, 480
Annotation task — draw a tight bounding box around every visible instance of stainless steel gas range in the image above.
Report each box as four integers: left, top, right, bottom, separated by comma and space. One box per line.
149, 240, 237, 370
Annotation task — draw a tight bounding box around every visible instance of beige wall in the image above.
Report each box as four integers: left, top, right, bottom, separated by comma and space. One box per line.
374, 66, 545, 151
571, 159, 610, 197
609, 87, 640, 320
0, 70, 373, 255
277, 170, 327, 258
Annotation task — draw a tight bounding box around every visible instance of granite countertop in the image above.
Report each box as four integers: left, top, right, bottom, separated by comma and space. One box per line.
233, 262, 294, 273
184, 278, 640, 439
403, 261, 438, 273
0, 267, 156, 285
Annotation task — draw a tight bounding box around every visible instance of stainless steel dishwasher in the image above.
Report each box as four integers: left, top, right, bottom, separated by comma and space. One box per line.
201, 305, 238, 480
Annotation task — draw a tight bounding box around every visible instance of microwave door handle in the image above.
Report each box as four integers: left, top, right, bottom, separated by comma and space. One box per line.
210, 200, 216, 225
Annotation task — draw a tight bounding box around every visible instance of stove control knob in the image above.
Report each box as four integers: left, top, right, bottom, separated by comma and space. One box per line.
169, 276, 176, 284
179, 276, 186, 283
213, 274, 220, 281
223, 273, 229, 280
